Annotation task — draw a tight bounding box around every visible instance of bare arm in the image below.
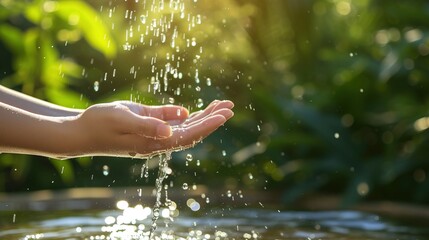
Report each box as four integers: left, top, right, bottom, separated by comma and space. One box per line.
0, 85, 83, 116
0, 100, 234, 159
0, 102, 80, 157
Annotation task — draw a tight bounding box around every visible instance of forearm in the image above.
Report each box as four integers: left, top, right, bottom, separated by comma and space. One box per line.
0, 85, 83, 117
0, 102, 83, 159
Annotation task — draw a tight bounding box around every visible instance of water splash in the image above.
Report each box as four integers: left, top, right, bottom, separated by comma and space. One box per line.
105, 0, 208, 238
149, 151, 172, 238
141, 158, 150, 179
93, 81, 100, 92
120, 0, 205, 98
102, 165, 109, 176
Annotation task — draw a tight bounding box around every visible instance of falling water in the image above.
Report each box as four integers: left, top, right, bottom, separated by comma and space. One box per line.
119, 0, 204, 103
148, 152, 172, 238
94, 0, 209, 238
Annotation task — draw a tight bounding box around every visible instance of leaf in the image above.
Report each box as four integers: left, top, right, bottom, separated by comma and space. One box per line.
49, 159, 74, 185
39, 34, 65, 89
0, 4, 8, 20
282, 101, 360, 164
0, 24, 24, 54
282, 176, 327, 204
24, 1, 42, 23
54, 1, 116, 58
58, 58, 82, 79
341, 159, 379, 206
45, 87, 89, 109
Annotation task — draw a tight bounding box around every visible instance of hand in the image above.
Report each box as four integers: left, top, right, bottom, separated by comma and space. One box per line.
70, 100, 234, 158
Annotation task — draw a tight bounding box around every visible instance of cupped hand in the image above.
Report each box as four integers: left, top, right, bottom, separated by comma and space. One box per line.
72, 100, 234, 158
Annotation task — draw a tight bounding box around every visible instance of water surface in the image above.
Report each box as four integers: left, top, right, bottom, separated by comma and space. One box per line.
1, 208, 428, 239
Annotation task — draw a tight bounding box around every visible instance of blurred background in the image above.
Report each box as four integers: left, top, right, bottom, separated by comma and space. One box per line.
1, 0, 429, 208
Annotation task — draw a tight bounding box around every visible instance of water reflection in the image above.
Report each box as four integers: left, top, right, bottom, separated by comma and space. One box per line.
1, 208, 429, 240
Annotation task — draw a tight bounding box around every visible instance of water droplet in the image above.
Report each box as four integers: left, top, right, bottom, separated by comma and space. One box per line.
186, 153, 193, 161
222, 150, 226, 156
140, 15, 146, 24
175, 87, 181, 96
195, 70, 200, 83
165, 167, 173, 177
334, 133, 340, 139
93, 81, 99, 92
182, 183, 189, 190
102, 165, 109, 176
160, 33, 166, 43
104, 216, 116, 225
122, 42, 132, 51
206, 78, 212, 86
357, 182, 369, 196
196, 98, 204, 108
116, 200, 129, 210
161, 208, 170, 218
190, 201, 200, 211
248, 173, 254, 180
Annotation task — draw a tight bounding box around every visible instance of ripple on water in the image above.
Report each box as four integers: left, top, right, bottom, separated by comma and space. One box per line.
2, 208, 429, 240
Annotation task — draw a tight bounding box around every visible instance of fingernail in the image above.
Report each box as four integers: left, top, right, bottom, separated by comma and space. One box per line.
222, 100, 234, 109
157, 123, 172, 138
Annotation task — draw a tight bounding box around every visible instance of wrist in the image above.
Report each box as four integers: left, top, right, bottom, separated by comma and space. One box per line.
51, 115, 90, 159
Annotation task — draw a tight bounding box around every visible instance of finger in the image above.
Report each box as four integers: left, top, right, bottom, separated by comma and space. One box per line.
188, 110, 203, 119
184, 108, 234, 127
141, 105, 189, 121
125, 111, 172, 139
185, 100, 234, 124
120, 101, 189, 122
167, 114, 227, 150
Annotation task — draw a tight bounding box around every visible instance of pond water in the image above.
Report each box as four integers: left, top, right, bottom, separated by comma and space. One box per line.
1, 207, 428, 240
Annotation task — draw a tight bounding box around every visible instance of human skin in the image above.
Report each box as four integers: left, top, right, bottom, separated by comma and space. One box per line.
0, 86, 234, 159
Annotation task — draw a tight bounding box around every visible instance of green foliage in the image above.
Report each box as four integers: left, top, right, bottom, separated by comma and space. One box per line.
0, 0, 115, 187
237, 0, 429, 205
1, 0, 429, 208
